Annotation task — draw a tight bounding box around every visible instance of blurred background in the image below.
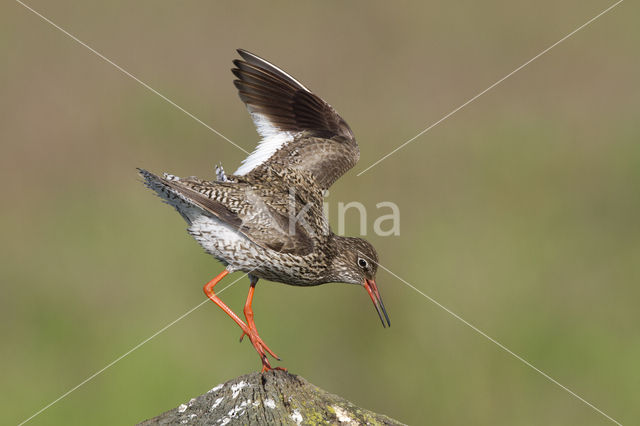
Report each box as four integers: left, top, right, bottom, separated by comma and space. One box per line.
2, 1, 638, 424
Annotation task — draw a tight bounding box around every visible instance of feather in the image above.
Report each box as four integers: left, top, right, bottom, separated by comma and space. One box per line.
232, 49, 356, 179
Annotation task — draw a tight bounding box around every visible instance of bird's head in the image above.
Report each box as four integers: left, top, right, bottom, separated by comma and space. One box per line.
329, 236, 390, 327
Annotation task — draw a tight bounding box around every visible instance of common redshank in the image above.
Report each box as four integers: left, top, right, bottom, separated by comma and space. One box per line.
139, 49, 389, 371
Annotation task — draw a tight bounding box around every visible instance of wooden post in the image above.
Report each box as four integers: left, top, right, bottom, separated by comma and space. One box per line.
139, 369, 403, 425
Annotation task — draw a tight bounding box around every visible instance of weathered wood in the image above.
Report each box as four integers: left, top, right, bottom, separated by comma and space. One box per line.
139, 370, 403, 425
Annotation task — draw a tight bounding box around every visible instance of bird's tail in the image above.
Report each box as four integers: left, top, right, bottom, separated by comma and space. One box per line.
137, 168, 202, 224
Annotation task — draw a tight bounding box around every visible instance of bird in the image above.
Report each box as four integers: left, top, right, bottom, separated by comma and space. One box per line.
139, 49, 389, 371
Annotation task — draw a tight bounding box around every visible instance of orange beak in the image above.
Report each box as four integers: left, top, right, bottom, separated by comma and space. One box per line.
364, 279, 390, 328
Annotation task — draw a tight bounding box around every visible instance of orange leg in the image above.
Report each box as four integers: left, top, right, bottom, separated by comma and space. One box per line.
239, 280, 258, 342
239, 276, 282, 372
203, 270, 279, 371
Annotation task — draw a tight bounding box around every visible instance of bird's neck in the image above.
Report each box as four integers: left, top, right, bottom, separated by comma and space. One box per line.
317, 234, 353, 284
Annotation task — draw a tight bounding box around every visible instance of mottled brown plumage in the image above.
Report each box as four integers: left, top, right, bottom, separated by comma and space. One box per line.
232, 49, 359, 189
139, 49, 388, 371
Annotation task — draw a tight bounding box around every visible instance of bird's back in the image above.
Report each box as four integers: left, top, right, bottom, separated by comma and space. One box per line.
139, 168, 334, 284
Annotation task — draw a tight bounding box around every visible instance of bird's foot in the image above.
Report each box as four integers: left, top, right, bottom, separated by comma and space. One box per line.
261, 364, 287, 373
239, 330, 279, 360
240, 328, 281, 365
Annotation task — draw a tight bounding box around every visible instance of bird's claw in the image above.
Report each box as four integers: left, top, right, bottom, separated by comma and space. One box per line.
240, 328, 281, 362
261, 364, 287, 373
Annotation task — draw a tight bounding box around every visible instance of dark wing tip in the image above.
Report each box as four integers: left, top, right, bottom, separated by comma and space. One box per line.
236, 49, 260, 63
231, 49, 354, 141
234, 49, 310, 92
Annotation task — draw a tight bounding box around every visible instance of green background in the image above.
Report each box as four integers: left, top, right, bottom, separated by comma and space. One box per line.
2, 1, 638, 425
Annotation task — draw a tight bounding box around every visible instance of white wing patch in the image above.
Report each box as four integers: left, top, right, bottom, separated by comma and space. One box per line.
234, 113, 295, 175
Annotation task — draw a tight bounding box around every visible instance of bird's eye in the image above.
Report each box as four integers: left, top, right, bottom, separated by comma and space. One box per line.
358, 258, 368, 269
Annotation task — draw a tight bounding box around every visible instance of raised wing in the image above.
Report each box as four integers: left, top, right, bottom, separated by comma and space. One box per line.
232, 49, 359, 189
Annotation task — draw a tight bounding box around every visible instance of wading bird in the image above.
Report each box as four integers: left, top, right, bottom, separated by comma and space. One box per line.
139, 49, 389, 371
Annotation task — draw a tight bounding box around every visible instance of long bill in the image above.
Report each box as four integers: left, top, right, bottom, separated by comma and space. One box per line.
364, 279, 391, 328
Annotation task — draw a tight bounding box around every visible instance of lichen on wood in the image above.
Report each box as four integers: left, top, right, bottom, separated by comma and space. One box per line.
138, 369, 403, 425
